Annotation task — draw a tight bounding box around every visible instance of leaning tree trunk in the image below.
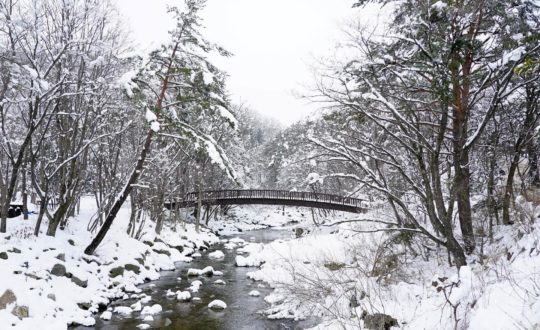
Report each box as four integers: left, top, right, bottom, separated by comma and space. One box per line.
84, 130, 154, 254
84, 43, 179, 255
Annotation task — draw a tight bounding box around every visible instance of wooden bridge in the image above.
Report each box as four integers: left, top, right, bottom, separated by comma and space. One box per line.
164, 190, 367, 213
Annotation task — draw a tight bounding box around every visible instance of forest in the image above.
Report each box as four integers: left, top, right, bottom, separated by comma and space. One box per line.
1, 0, 540, 329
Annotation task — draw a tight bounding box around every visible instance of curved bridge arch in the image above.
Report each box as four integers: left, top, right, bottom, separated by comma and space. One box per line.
165, 189, 367, 213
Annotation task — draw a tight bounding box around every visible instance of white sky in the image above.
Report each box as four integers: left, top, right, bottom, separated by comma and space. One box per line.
114, 0, 359, 125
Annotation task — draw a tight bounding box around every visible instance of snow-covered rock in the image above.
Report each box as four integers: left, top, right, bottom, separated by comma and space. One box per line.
248, 290, 260, 297
140, 304, 162, 315
176, 291, 191, 301
208, 250, 225, 259
189, 280, 203, 293
114, 306, 133, 315
100, 311, 112, 320
208, 300, 227, 310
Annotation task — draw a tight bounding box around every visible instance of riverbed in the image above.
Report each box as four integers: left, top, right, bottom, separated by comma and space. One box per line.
77, 228, 316, 329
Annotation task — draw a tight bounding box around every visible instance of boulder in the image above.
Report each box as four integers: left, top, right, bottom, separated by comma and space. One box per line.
67, 239, 75, 246
56, 253, 66, 262
0, 252, 8, 260
71, 275, 88, 288
0, 289, 17, 310
324, 262, 346, 271
171, 245, 184, 253
125, 264, 141, 274
152, 249, 171, 256
109, 266, 125, 278
208, 299, 227, 310
77, 302, 91, 310
50, 263, 67, 277
11, 305, 29, 319
362, 312, 398, 330
9, 248, 21, 254
47, 294, 56, 301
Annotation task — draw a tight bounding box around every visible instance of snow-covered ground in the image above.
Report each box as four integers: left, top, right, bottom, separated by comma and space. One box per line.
0, 197, 218, 329
3, 200, 540, 329
232, 209, 540, 329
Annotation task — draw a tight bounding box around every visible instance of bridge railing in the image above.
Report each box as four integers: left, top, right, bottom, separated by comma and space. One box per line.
180, 190, 364, 207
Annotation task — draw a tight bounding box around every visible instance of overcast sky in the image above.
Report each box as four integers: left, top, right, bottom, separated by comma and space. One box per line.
114, 0, 359, 125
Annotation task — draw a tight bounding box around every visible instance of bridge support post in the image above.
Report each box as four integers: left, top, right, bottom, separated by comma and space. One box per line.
195, 190, 202, 233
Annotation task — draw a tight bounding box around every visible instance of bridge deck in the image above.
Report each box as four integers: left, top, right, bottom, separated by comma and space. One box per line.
165, 189, 367, 213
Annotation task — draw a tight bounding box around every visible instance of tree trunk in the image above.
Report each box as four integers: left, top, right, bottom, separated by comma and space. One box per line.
84, 130, 154, 255
451, 48, 475, 254
21, 161, 28, 220
46, 202, 71, 236
502, 152, 520, 225
34, 197, 48, 236
84, 42, 179, 255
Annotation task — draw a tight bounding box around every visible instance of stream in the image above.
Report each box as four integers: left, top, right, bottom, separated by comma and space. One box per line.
80, 228, 316, 329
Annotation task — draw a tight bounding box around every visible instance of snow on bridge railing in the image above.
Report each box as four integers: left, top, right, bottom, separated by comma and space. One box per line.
178, 189, 365, 207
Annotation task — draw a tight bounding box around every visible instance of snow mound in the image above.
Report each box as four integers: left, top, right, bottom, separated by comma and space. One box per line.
141, 304, 162, 315
208, 250, 225, 259
114, 306, 133, 315
187, 266, 215, 276
177, 290, 192, 301
208, 299, 227, 310
100, 311, 112, 320
248, 290, 260, 297
190, 280, 203, 293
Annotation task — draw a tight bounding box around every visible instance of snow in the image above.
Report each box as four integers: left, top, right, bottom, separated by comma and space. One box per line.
117, 70, 138, 97
208, 299, 227, 310
2, 195, 540, 329
202, 71, 213, 85
114, 306, 133, 315
131, 301, 142, 312
176, 291, 191, 301
431, 1, 447, 10
145, 109, 157, 121
306, 172, 323, 185
0, 196, 219, 328
219, 106, 238, 129
100, 311, 112, 320
208, 250, 225, 259
150, 121, 160, 132
187, 266, 215, 276
140, 304, 162, 315
189, 280, 203, 293
488, 46, 526, 70
248, 290, 260, 297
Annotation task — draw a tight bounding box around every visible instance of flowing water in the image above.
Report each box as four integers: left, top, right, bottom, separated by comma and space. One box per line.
79, 228, 317, 330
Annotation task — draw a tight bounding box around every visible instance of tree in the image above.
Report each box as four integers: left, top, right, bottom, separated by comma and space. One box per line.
314, 0, 540, 267
84, 0, 235, 255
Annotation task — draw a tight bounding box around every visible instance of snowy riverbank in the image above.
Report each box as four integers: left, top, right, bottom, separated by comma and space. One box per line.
234, 213, 540, 329
0, 197, 219, 329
